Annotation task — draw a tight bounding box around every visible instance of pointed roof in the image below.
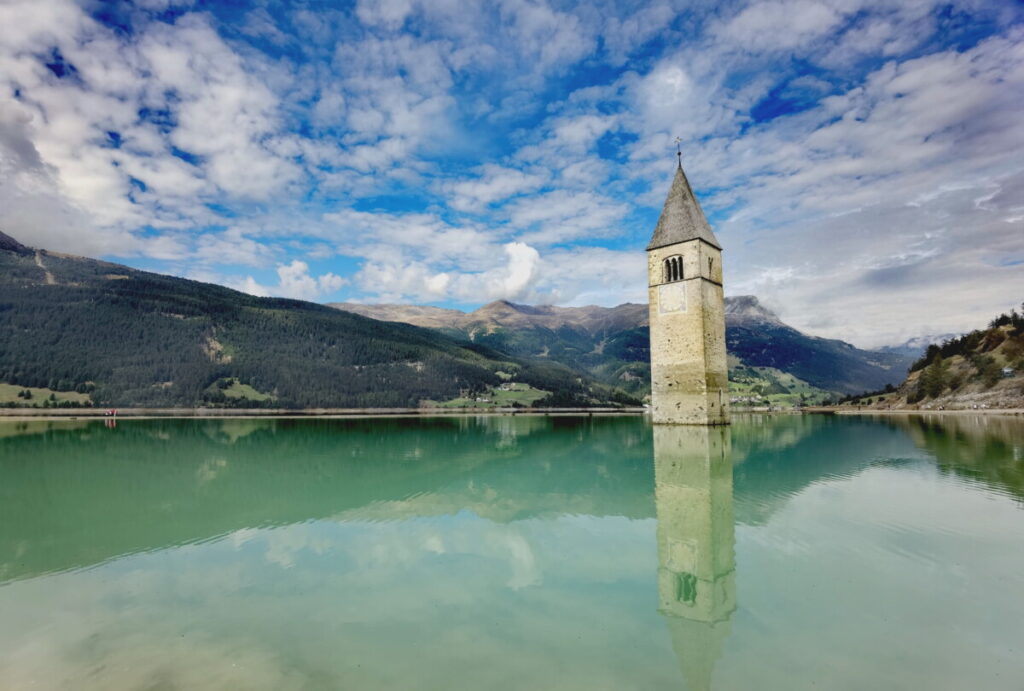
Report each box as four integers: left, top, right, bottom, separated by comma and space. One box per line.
646, 161, 721, 251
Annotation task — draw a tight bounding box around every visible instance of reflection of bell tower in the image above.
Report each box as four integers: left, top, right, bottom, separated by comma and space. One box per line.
654, 425, 735, 691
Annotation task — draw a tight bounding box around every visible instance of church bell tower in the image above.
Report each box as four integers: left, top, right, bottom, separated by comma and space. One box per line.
647, 156, 729, 425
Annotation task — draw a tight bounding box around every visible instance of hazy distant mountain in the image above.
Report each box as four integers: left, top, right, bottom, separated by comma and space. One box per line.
724, 295, 785, 325
335, 300, 649, 335
332, 296, 917, 395
0, 234, 635, 408
877, 334, 960, 359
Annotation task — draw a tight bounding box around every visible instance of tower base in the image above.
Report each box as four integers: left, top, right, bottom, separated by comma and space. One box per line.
650, 392, 730, 426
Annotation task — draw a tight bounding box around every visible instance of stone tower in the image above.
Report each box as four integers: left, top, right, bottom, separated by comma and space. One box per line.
647, 158, 729, 425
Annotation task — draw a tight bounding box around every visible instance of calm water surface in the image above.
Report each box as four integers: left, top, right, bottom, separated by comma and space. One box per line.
1, 414, 1022, 690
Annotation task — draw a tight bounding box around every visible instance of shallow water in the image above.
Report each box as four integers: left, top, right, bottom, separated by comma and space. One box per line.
1, 414, 1022, 690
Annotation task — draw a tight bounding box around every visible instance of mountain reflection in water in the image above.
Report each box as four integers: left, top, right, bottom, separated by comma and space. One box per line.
0, 414, 1022, 689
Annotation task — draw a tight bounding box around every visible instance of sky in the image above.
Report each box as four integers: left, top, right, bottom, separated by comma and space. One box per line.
0, 0, 1022, 348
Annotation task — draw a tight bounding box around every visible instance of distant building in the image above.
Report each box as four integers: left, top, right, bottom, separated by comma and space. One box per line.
1003, 367, 1015, 378
647, 155, 730, 425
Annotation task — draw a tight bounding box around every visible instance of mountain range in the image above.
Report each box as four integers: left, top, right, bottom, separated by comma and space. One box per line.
0, 229, 918, 409
0, 232, 632, 408
332, 296, 918, 397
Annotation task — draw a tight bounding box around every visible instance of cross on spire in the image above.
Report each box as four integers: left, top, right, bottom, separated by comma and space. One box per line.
674, 137, 683, 169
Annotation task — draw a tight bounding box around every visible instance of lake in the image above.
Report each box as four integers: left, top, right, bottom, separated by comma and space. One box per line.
1, 414, 1022, 690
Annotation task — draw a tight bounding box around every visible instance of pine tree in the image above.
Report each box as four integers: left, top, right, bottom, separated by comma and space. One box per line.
921, 354, 949, 398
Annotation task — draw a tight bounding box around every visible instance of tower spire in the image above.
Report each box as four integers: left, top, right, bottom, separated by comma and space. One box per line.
647, 154, 722, 251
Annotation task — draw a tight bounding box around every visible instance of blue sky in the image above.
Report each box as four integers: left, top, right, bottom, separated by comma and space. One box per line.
1, 0, 1022, 347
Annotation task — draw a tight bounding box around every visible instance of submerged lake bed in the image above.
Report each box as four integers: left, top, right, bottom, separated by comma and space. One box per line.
1, 414, 1022, 690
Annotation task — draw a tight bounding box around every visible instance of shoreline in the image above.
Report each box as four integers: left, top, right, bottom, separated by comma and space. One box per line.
0, 406, 648, 421
2, 406, 1023, 423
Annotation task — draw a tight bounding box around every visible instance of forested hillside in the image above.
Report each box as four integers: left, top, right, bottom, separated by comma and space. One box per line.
0, 236, 635, 408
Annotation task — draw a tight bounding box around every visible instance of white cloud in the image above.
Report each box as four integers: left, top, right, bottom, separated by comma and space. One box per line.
320, 208, 500, 269
241, 260, 346, 301
194, 228, 275, 267
445, 164, 548, 212
498, 0, 596, 72
487, 241, 539, 298
604, 26, 1024, 345
355, 0, 416, 30
329, 34, 459, 173
0, 0, 303, 249
354, 241, 541, 303
138, 16, 301, 198
534, 246, 647, 306
716, 0, 846, 52
600, 2, 678, 65
508, 190, 629, 245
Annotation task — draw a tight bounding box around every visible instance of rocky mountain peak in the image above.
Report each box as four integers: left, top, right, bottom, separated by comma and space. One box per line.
474, 300, 550, 316
478, 299, 523, 313
0, 230, 31, 255
724, 295, 783, 324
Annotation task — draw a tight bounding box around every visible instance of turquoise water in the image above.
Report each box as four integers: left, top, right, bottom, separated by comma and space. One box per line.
1, 414, 1022, 690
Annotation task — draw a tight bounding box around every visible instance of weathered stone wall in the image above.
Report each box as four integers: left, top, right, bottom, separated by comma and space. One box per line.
648, 239, 730, 425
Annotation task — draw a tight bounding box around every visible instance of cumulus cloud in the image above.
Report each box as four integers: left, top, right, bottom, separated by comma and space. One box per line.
508, 190, 630, 245
715, 0, 846, 51
194, 228, 276, 267
241, 260, 346, 301
354, 241, 541, 304
482, 241, 540, 299
445, 164, 549, 212
0, 0, 300, 249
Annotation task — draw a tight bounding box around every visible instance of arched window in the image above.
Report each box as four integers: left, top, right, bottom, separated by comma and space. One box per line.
663, 256, 683, 283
